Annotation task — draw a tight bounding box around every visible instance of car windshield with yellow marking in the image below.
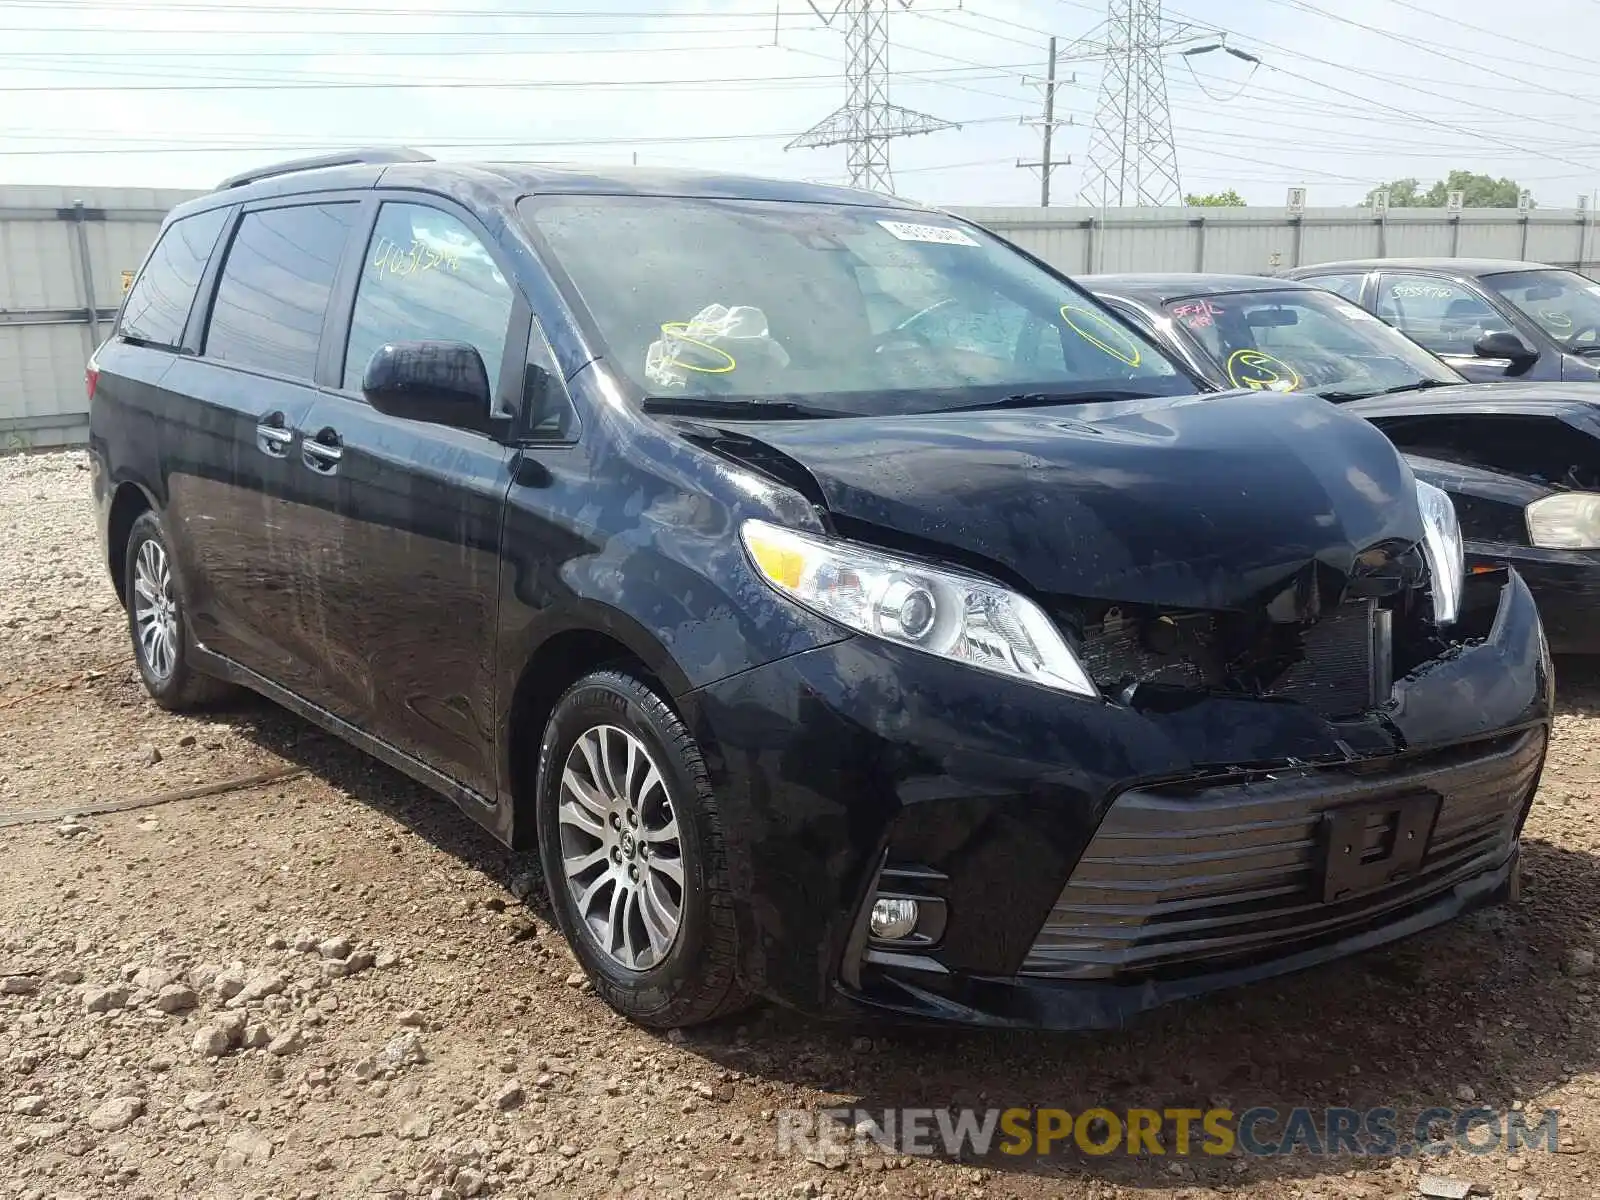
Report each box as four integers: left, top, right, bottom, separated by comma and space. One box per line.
1164, 287, 1458, 401
520, 195, 1188, 415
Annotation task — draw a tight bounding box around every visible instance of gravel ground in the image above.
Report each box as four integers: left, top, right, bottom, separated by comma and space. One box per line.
1, 448, 1597, 1200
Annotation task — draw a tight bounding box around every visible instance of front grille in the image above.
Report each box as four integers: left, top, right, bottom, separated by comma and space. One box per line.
1021, 730, 1544, 980
1077, 600, 1384, 719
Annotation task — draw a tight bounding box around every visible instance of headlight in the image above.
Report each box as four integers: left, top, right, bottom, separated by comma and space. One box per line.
740, 519, 1097, 698
1526, 491, 1600, 550
1415, 479, 1464, 625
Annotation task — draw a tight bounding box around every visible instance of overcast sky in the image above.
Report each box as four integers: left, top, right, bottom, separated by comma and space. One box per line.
3, 0, 1597, 209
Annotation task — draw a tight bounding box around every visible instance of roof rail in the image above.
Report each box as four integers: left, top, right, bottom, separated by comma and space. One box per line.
215, 148, 435, 191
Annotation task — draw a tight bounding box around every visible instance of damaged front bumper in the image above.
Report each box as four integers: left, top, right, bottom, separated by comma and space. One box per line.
1466, 539, 1600, 656
682, 567, 1552, 1029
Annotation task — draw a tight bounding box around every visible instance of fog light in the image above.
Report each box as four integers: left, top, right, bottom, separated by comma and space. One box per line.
869, 897, 920, 941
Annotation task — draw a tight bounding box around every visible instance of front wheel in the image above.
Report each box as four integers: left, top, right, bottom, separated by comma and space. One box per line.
535, 670, 750, 1028
124, 510, 230, 711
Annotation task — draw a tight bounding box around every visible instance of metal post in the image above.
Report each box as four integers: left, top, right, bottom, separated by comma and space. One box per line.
1085, 216, 1097, 274
1449, 213, 1462, 257
1377, 214, 1387, 258
1520, 215, 1530, 261
1041, 36, 1057, 207
71, 200, 101, 344
1193, 216, 1206, 271
1290, 216, 1303, 267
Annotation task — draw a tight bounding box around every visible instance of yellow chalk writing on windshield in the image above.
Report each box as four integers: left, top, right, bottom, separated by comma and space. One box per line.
1226, 348, 1302, 391
1059, 305, 1142, 367
659, 322, 737, 374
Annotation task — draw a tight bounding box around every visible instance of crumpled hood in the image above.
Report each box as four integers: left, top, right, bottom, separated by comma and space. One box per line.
715, 390, 1425, 612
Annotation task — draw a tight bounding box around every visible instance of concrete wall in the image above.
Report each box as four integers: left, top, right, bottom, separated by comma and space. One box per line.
3, 190, 1599, 451
0, 186, 199, 450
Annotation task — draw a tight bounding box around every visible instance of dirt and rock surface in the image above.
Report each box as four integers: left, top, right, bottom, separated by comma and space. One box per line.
1, 448, 1596, 1200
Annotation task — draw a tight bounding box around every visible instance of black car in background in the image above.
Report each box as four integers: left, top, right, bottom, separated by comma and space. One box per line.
1284, 258, 1600, 384
89, 152, 1551, 1030
1087, 273, 1600, 653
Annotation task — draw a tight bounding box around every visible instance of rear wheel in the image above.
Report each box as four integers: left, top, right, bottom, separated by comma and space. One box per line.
535, 669, 750, 1028
124, 511, 230, 711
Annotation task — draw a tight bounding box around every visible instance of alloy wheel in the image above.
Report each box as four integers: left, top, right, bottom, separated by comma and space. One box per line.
131, 538, 178, 682
557, 724, 685, 971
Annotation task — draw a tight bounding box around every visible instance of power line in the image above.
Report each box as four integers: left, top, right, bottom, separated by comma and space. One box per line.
1382, 0, 1600, 70
0, 68, 1029, 93
0, 0, 970, 17
0, 114, 1033, 158
1162, 2, 1600, 175
1164, 74, 1600, 154
1258, 0, 1600, 112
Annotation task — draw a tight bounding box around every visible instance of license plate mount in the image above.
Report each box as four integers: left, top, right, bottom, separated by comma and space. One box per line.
1319, 792, 1440, 904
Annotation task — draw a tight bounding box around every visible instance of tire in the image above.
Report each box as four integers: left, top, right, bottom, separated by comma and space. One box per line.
535, 669, 751, 1028
124, 510, 231, 711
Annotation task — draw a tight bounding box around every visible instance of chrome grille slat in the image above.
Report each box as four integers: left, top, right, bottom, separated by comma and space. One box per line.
1022, 731, 1544, 980
1027, 848, 1509, 973
1038, 843, 1506, 947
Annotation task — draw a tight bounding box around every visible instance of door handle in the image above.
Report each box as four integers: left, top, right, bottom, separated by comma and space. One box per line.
302, 428, 343, 473
256, 412, 293, 458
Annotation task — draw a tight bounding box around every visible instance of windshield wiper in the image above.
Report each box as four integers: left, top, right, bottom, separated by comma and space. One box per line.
642, 396, 850, 420
1318, 380, 1457, 402
938, 389, 1161, 414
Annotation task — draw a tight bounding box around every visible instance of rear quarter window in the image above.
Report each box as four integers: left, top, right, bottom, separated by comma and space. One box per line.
120, 207, 231, 348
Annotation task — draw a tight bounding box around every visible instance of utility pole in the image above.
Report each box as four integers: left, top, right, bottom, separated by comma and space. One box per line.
786, 0, 958, 194
1017, 37, 1074, 207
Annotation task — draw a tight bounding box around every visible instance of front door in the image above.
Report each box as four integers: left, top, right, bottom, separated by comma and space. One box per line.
161, 199, 364, 699
292, 198, 520, 797
1373, 272, 1551, 382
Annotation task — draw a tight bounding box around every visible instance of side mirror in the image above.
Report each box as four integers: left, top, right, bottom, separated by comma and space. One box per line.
362, 341, 493, 432
1472, 329, 1537, 366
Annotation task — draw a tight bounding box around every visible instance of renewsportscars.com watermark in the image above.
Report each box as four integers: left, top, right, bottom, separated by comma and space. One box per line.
778, 1106, 1562, 1160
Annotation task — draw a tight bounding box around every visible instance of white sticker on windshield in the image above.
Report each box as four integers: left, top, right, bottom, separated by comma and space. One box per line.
877, 220, 980, 247
1339, 307, 1379, 321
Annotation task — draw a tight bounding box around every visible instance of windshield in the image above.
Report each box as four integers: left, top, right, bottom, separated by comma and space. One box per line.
519, 195, 1189, 414
1484, 268, 1600, 352
1163, 287, 1460, 399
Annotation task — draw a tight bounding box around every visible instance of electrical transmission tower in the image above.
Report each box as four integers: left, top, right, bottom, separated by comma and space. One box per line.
1078, 0, 1190, 208
787, 0, 957, 195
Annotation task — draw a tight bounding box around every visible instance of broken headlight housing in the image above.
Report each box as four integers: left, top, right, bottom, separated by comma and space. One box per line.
741, 519, 1098, 698
1526, 491, 1600, 550
1415, 479, 1464, 625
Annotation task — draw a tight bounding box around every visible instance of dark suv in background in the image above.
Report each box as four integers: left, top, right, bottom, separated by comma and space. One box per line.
90, 150, 1552, 1030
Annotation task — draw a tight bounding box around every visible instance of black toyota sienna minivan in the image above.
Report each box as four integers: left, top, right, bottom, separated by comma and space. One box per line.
89, 150, 1552, 1029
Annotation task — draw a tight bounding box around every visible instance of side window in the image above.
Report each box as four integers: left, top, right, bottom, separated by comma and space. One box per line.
524, 324, 575, 439
343, 203, 515, 393
120, 207, 230, 348
1303, 273, 1365, 304
205, 203, 359, 379
1376, 274, 1504, 355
